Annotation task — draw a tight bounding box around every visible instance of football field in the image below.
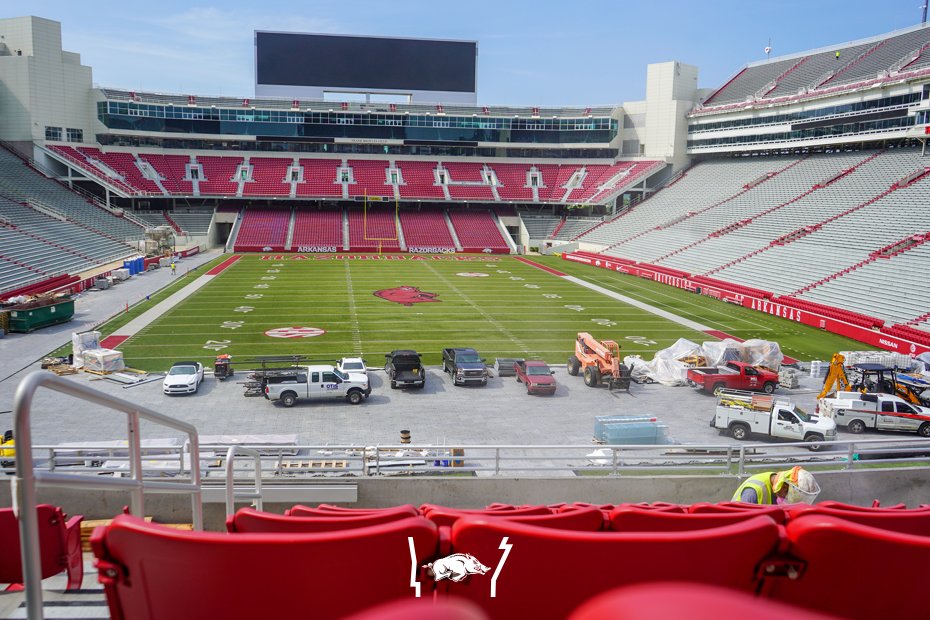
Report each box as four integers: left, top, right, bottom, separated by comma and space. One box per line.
109, 253, 869, 372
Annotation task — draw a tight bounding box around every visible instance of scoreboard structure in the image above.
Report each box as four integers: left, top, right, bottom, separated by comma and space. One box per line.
255, 31, 478, 104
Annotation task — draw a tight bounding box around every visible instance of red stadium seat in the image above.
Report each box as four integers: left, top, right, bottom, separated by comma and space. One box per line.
609, 505, 783, 531
688, 502, 788, 524
569, 582, 842, 620
424, 506, 604, 531
788, 505, 930, 536
227, 506, 419, 533
287, 503, 419, 517
445, 515, 781, 619
420, 505, 551, 519
342, 597, 490, 620
766, 515, 930, 619
91, 514, 439, 620
0, 505, 83, 591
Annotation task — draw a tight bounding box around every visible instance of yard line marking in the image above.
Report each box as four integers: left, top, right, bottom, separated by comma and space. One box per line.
422, 262, 531, 355
561, 276, 712, 331
344, 261, 363, 351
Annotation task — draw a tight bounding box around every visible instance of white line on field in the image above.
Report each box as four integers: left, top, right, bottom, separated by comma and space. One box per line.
561, 275, 712, 332
344, 261, 363, 351
422, 262, 531, 355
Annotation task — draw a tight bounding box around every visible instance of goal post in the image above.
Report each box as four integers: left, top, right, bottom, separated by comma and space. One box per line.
363, 192, 400, 253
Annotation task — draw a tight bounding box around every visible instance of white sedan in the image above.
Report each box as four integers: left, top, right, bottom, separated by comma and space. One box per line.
337, 357, 368, 376
163, 361, 204, 395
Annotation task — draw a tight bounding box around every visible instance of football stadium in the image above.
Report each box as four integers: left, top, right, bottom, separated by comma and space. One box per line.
2, 9, 930, 619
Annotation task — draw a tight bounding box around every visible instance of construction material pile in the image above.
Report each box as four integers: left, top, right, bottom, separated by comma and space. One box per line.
624, 338, 783, 386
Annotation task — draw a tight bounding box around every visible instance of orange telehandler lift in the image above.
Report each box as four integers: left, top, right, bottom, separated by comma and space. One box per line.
567, 332, 631, 391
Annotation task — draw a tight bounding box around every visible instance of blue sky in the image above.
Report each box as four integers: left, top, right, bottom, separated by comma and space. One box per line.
16, 0, 929, 105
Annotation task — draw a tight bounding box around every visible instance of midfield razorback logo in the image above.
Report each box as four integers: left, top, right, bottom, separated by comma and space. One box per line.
374, 286, 441, 306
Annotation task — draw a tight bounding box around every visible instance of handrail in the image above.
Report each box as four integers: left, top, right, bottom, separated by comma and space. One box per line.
224, 445, 263, 516
6, 436, 930, 481
13, 371, 203, 620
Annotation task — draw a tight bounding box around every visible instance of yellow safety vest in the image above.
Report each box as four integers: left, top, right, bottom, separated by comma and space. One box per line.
731, 472, 775, 504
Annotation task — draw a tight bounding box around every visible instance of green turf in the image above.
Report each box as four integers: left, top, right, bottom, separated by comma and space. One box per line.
107, 253, 872, 372
535, 255, 872, 362
47, 255, 230, 359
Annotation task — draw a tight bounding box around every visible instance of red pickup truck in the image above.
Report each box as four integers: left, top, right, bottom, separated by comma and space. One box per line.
687, 361, 779, 395
514, 360, 557, 395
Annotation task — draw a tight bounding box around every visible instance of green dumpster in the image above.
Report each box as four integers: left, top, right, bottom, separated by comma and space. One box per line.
7, 298, 75, 333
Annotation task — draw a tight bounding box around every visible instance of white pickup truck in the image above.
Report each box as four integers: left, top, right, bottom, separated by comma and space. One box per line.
263, 365, 371, 407
711, 389, 837, 451
818, 392, 930, 437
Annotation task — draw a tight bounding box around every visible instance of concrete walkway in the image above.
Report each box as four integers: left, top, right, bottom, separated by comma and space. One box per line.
0, 249, 223, 411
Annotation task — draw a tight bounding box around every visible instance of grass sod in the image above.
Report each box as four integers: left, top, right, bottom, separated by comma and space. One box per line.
112, 253, 874, 373
534, 255, 872, 362
116, 254, 711, 371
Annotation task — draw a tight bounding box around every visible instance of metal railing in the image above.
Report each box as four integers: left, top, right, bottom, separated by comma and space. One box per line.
7, 437, 930, 482
12, 371, 203, 620
224, 445, 263, 516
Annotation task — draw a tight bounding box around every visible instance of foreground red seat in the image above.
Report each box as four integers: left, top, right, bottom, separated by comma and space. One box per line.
609, 505, 782, 530
91, 514, 438, 620
445, 515, 781, 619
765, 515, 930, 619
425, 506, 604, 530
569, 582, 842, 620
343, 597, 490, 620
227, 506, 421, 533
0, 504, 83, 591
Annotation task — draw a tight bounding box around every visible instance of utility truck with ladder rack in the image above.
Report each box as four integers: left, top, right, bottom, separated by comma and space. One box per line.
711, 389, 836, 451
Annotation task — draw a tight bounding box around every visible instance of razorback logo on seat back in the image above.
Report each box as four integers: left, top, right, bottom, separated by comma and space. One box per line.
374, 286, 441, 306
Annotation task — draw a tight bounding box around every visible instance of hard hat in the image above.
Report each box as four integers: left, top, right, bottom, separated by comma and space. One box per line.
774, 466, 821, 504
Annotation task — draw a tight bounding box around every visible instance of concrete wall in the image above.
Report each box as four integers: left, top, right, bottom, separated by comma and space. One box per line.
3, 468, 928, 531
621, 61, 699, 171
0, 16, 95, 144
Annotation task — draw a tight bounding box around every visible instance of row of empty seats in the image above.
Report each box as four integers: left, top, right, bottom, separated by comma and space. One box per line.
67, 500, 930, 620
44, 146, 659, 204
578, 147, 930, 327
232, 207, 511, 253
702, 23, 930, 107
0, 146, 144, 242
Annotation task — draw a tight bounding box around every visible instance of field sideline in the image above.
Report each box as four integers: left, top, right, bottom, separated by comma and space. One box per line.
100, 253, 869, 372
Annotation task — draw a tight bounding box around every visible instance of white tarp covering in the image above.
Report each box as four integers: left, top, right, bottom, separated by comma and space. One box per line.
82, 348, 125, 372
625, 338, 703, 386
703, 339, 782, 371
71, 331, 101, 369
625, 338, 783, 385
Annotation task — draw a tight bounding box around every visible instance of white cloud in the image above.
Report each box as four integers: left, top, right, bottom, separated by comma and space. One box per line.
71, 7, 345, 95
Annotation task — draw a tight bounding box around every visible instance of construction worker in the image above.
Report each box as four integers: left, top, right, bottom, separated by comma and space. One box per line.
170, 262, 177, 276
732, 466, 820, 505
1, 430, 14, 469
